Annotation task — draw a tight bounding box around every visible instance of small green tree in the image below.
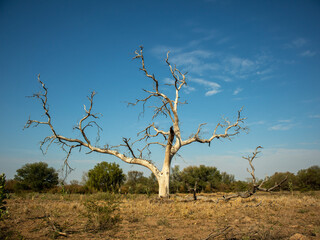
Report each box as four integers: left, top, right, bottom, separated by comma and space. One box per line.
125, 171, 148, 193
264, 172, 297, 191
170, 165, 182, 193
180, 165, 222, 192
14, 162, 59, 192
296, 165, 320, 191
87, 162, 125, 192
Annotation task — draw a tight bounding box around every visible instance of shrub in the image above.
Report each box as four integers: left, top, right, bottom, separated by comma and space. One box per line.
4, 179, 17, 193
180, 165, 222, 192
296, 166, 320, 191
83, 193, 121, 232
14, 162, 59, 192
0, 173, 8, 220
264, 172, 297, 191
86, 162, 125, 192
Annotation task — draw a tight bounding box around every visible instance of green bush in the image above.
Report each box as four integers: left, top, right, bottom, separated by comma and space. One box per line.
14, 162, 59, 192
264, 172, 296, 191
123, 171, 158, 194
4, 179, 18, 193
296, 166, 320, 191
86, 162, 125, 192
179, 165, 223, 192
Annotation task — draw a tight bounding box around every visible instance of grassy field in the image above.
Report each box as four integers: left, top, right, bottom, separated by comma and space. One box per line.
1, 192, 319, 240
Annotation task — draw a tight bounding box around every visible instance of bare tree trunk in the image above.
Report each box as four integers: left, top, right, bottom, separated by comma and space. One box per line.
158, 168, 170, 198
158, 127, 174, 198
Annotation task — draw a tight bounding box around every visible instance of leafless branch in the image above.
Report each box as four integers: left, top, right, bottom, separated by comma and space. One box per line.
181, 107, 247, 148
123, 137, 137, 159
202, 226, 231, 240
25, 75, 161, 179
222, 146, 287, 201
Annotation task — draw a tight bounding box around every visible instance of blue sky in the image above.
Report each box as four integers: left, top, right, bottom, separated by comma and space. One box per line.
0, 0, 319, 182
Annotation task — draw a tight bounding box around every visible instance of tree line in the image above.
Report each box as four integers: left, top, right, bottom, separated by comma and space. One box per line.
4, 161, 320, 194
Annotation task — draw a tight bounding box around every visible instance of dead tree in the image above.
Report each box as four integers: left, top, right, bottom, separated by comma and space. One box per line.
25, 46, 246, 198
222, 146, 287, 201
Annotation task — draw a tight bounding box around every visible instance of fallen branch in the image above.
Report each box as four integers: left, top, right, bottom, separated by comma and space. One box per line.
222, 146, 287, 201
202, 226, 231, 240
45, 214, 68, 237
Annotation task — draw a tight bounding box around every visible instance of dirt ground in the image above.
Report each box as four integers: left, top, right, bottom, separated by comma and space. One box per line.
1, 192, 320, 240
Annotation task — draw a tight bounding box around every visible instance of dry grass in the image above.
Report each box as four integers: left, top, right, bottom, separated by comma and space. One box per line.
1, 192, 320, 239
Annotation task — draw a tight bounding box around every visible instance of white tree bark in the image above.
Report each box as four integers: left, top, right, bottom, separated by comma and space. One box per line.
25, 47, 246, 198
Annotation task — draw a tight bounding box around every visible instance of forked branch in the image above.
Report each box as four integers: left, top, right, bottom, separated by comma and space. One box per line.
222, 146, 287, 201
24, 75, 161, 179
181, 107, 247, 148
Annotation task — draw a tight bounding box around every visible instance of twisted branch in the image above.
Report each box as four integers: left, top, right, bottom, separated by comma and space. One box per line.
25, 75, 161, 179
181, 107, 247, 148
222, 146, 287, 201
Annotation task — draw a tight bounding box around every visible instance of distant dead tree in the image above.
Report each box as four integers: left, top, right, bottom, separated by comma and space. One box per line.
25, 46, 246, 198
222, 146, 287, 201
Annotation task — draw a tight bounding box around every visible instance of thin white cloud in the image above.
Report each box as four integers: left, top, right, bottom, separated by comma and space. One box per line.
256, 68, 273, 76
299, 141, 320, 146
309, 114, 320, 119
151, 45, 182, 56
216, 37, 230, 45
230, 57, 254, 68
278, 119, 292, 123
171, 50, 213, 66
292, 38, 307, 47
190, 77, 221, 96
222, 55, 262, 80
184, 85, 196, 94
163, 77, 174, 85
268, 124, 293, 131
248, 120, 265, 126
268, 119, 295, 131
285, 38, 307, 48
233, 87, 243, 95
188, 32, 217, 47
300, 50, 316, 57
152, 35, 275, 93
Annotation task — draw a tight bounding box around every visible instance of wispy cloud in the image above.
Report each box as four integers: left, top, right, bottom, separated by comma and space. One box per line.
292, 38, 307, 47
170, 50, 218, 76
248, 120, 265, 126
190, 77, 221, 96
299, 141, 320, 146
216, 37, 230, 45
268, 124, 291, 131
152, 33, 275, 95
223, 53, 274, 82
184, 86, 196, 94
285, 38, 307, 48
268, 119, 295, 131
300, 50, 316, 57
163, 77, 174, 85
278, 119, 292, 123
151, 45, 182, 56
309, 114, 320, 119
233, 87, 243, 95
223, 56, 255, 77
